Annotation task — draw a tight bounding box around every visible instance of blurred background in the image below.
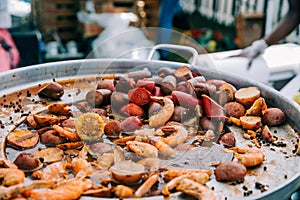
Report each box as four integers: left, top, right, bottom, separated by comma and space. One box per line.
5, 0, 299, 65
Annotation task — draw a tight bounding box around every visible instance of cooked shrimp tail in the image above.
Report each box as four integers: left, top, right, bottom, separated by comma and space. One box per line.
231, 147, 265, 167
149, 97, 174, 127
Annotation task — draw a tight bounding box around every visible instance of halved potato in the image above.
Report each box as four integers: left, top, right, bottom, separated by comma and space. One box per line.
240, 116, 262, 130
7, 129, 39, 149
33, 113, 60, 127
110, 160, 145, 184
235, 87, 260, 106
34, 147, 64, 163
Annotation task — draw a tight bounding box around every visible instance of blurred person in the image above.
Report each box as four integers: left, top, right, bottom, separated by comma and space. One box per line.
0, 0, 20, 72
240, 0, 300, 68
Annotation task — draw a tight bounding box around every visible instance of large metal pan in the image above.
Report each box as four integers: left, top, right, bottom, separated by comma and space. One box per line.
0, 45, 299, 200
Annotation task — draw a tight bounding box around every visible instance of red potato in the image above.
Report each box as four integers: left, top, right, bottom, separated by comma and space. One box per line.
148, 102, 163, 116
128, 87, 152, 106
97, 79, 115, 91
110, 92, 129, 111
120, 116, 143, 133
262, 108, 286, 126
120, 103, 145, 117
104, 120, 122, 138
171, 90, 201, 109
214, 162, 247, 182
224, 102, 245, 118
14, 152, 41, 171
115, 77, 136, 93
202, 94, 225, 118
37, 82, 64, 100
86, 89, 112, 107
218, 132, 235, 148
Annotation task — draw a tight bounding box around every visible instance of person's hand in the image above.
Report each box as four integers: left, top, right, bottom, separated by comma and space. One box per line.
239, 39, 268, 69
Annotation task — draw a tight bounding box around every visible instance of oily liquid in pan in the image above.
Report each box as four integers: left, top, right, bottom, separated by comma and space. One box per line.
0, 66, 299, 200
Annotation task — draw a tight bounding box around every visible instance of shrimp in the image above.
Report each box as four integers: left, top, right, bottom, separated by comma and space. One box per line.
176, 178, 216, 200
164, 169, 212, 182
113, 135, 136, 145
56, 141, 83, 150
149, 97, 174, 127
113, 185, 134, 198
71, 146, 93, 175
162, 172, 210, 196
0, 168, 25, 186
52, 125, 80, 142
71, 157, 93, 175
25, 172, 93, 200
83, 186, 111, 198
134, 174, 159, 198
126, 141, 158, 158
32, 161, 69, 180
161, 125, 188, 147
149, 136, 175, 156
0, 158, 18, 169
95, 153, 114, 169
48, 103, 71, 116
0, 180, 55, 200
231, 147, 265, 167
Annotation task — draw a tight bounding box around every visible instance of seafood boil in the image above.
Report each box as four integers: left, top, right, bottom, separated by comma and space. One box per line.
0, 62, 299, 200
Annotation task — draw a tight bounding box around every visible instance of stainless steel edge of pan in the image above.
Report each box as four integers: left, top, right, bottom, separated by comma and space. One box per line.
0, 58, 299, 200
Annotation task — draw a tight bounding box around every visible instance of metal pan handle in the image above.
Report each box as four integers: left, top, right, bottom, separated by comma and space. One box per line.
147, 44, 198, 66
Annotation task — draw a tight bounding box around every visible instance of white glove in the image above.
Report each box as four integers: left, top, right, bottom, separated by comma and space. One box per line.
240, 39, 268, 59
